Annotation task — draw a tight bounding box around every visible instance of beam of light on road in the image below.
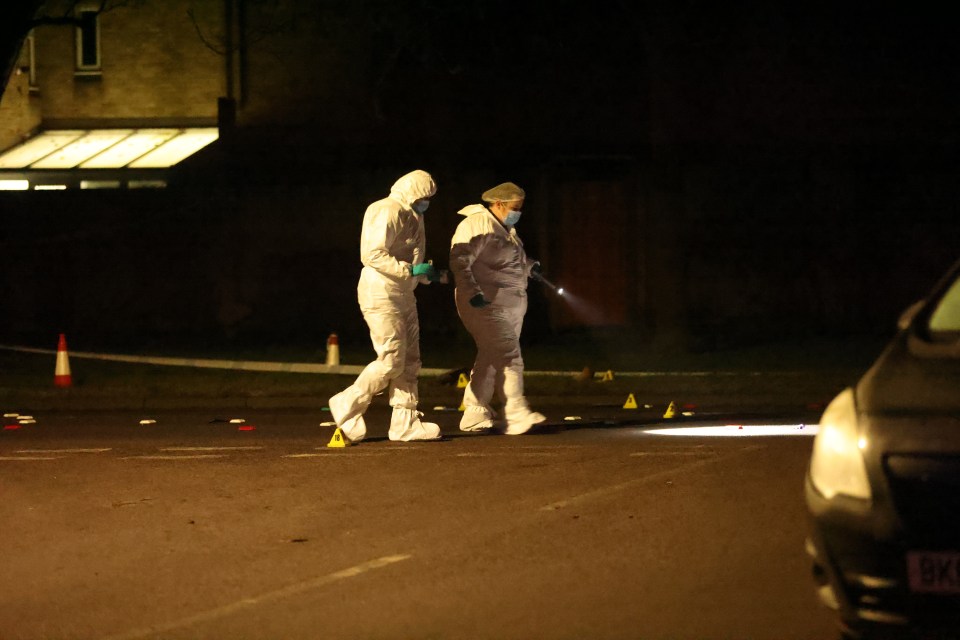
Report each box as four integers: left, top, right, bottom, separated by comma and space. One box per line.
643, 424, 820, 437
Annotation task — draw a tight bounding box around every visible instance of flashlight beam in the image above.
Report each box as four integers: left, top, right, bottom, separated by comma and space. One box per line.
533, 273, 562, 294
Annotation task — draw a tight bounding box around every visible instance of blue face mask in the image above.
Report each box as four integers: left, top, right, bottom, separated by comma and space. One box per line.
504, 209, 522, 226
413, 200, 430, 214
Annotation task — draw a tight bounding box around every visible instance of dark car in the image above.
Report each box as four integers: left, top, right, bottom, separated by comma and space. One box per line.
805, 258, 960, 640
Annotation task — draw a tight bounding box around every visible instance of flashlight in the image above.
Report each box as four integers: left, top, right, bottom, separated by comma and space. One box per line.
533, 272, 564, 296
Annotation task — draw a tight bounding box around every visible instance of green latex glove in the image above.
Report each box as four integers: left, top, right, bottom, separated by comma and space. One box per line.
411, 263, 437, 278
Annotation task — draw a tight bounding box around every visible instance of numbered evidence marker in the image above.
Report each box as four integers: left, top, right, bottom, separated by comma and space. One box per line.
327, 427, 351, 448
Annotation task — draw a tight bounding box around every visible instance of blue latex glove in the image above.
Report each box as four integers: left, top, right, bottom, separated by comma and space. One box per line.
411, 263, 437, 279
469, 293, 490, 308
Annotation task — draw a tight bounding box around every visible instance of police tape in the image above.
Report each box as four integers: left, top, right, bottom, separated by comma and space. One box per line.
0, 343, 753, 378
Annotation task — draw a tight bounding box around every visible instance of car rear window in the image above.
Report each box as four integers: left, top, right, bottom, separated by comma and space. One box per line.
928, 275, 960, 337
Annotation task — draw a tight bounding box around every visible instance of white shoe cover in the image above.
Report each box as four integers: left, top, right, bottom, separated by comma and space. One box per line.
503, 410, 547, 436
390, 408, 442, 442
459, 406, 494, 432
328, 390, 367, 442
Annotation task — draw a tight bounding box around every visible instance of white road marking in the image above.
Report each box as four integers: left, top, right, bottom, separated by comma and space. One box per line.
99, 554, 412, 640
285, 451, 403, 458
0, 455, 62, 461
309, 446, 424, 452
630, 451, 708, 457
122, 455, 228, 460
512, 444, 584, 449
285, 453, 335, 458
456, 452, 560, 458
540, 445, 762, 511
16, 448, 112, 454
159, 446, 263, 452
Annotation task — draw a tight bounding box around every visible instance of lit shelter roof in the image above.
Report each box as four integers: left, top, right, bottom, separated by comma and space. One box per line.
0, 127, 218, 170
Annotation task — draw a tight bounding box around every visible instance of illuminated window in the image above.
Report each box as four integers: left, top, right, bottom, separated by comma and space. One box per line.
32, 130, 131, 169
128, 129, 219, 168
0, 128, 218, 170
929, 276, 960, 337
128, 179, 168, 189
0, 128, 219, 190
80, 179, 121, 190
79, 129, 178, 168
0, 131, 85, 168
75, 8, 101, 74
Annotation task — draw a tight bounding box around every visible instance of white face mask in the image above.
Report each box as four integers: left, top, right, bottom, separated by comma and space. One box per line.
413, 200, 430, 214
504, 209, 522, 226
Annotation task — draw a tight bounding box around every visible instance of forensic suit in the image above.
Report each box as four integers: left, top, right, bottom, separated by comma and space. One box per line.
450, 202, 545, 435
328, 170, 442, 442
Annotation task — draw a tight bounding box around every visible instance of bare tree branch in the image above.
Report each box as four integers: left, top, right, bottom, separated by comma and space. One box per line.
187, 7, 226, 56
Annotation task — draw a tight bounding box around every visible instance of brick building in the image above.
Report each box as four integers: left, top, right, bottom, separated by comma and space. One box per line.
0, 0, 224, 190
0, 3, 956, 350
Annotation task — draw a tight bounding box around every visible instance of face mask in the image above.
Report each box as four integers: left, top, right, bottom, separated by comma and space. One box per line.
413, 200, 430, 214
504, 210, 522, 226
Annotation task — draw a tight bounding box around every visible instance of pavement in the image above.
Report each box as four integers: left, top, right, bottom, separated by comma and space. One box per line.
0, 338, 877, 419
2, 332, 839, 446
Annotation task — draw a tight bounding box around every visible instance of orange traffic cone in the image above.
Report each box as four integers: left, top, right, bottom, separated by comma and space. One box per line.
325, 333, 340, 366
54, 333, 72, 387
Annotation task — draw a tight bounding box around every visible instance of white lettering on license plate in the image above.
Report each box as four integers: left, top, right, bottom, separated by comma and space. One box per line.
907, 551, 960, 594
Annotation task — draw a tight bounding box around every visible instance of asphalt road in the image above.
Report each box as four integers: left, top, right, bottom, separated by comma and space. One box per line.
1, 405, 837, 640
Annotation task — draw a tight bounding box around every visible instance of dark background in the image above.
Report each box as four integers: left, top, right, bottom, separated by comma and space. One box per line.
1, 2, 958, 358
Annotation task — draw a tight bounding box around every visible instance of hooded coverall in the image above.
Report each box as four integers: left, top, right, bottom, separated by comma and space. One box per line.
450, 204, 544, 434
328, 170, 441, 442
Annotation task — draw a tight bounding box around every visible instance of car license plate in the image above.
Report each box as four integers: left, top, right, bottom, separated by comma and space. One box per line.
907, 551, 960, 594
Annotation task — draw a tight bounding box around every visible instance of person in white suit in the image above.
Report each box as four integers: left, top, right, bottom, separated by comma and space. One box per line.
450, 181, 546, 435
328, 170, 444, 442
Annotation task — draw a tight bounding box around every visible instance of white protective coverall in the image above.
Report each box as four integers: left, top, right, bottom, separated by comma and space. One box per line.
449, 204, 545, 434
327, 170, 442, 442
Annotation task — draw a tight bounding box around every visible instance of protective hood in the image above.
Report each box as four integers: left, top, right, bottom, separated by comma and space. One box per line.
389, 170, 437, 210
458, 204, 489, 217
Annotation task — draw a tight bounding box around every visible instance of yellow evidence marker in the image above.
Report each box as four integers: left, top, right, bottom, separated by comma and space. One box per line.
327, 427, 351, 448
663, 401, 678, 419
